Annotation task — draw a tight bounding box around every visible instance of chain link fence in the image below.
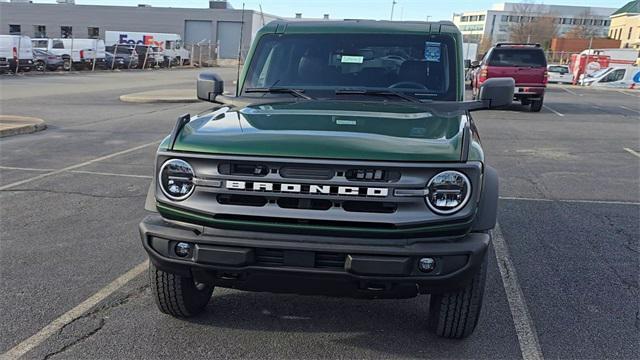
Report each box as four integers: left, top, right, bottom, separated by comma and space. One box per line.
545, 51, 580, 65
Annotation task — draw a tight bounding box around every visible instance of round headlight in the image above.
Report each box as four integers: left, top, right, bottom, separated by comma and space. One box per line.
159, 159, 195, 201
426, 171, 471, 215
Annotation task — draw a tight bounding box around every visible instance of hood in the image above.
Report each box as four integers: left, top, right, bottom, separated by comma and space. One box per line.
171, 101, 467, 162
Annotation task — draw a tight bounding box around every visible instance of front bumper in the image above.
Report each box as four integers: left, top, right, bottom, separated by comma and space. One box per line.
139, 215, 490, 298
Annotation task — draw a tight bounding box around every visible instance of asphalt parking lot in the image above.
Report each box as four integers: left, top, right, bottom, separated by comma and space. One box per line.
1, 68, 638, 359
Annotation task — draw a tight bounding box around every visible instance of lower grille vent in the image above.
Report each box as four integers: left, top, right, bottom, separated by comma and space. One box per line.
342, 201, 397, 213
277, 198, 332, 211
255, 248, 345, 269
217, 194, 267, 207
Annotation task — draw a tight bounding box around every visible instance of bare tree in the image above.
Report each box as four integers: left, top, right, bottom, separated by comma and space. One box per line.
507, 2, 559, 48
478, 36, 493, 58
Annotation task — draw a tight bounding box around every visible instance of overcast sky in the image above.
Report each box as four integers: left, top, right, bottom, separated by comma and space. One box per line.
24, 0, 625, 21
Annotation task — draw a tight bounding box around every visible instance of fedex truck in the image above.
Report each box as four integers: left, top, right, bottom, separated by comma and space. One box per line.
104, 31, 190, 65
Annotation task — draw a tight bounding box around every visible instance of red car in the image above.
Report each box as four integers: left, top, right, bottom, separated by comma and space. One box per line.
471, 43, 548, 112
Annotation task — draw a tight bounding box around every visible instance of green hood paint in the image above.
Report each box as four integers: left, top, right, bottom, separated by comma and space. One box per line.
171, 101, 467, 162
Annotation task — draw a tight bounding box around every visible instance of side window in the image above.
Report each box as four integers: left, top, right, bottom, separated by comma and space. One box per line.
52, 40, 64, 49
601, 69, 625, 83
33, 40, 48, 48
255, 48, 276, 87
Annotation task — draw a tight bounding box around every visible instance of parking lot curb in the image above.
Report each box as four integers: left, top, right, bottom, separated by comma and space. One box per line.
119, 89, 198, 104
0, 115, 46, 138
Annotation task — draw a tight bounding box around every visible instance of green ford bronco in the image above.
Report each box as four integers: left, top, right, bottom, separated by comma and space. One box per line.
140, 20, 514, 339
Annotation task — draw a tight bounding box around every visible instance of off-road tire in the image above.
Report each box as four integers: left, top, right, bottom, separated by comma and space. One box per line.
62, 59, 71, 71
149, 262, 213, 317
428, 252, 488, 339
529, 98, 543, 112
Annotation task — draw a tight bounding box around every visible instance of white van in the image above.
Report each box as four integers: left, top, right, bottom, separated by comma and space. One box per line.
589, 65, 640, 88
32, 38, 106, 69
0, 35, 34, 73
105, 31, 190, 65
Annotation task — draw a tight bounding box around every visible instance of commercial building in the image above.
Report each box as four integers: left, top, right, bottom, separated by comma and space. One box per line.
453, 2, 616, 45
608, 0, 640, 48
0, 0, 281, 59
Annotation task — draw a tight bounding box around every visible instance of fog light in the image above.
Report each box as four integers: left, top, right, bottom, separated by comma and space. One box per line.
418, 257, 436, 273
175, 242, 192, 257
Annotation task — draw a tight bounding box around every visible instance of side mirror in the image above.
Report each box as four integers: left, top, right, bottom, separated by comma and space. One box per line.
470, 60, 480, 68
197, 72, 224, 102
464, 59, 472, 69
479, 77, 514, 109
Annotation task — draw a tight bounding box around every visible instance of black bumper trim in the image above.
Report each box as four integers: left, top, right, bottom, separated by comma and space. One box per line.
139, 215, 490, 297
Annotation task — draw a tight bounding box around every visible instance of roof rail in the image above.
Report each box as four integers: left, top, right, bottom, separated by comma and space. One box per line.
495, 43, 541, 48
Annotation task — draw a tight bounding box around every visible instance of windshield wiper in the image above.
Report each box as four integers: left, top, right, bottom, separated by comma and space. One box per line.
245, 87, 313, 100
334, 88, 422, 103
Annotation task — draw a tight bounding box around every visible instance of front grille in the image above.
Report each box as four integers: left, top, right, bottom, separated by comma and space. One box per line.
219, 162, 269, 176
345, 168, 400, 182
157, 153, 481, 231
279, 166, 334, 180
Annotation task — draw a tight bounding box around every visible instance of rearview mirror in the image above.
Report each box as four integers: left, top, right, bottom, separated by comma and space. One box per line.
197, 72, 224, 102
479, 77, 514, 109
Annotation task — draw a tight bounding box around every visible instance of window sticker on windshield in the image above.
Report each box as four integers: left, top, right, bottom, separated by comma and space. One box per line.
424, 41, 441, 62
341, 55, 364, 64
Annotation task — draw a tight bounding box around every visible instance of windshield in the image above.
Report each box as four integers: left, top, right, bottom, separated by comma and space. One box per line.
548, 65, 568, 74
587, 68, 610, 78
487, 48, 546, 68
243, 33, 458, 101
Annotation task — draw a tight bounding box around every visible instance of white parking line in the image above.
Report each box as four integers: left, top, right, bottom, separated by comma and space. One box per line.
0, 261, 148, 360
542, 104, 564, 117
492, 224, 544, 360
623, 147, 640, 159
0, 140, 159, 191
617, 90, 637, 97
69, 170, 152, 179
560, 87, 581, 96
0, 166, 55, 172
0, 166, 153, 179
620, 105, 640, 114
500, 196, 640, 206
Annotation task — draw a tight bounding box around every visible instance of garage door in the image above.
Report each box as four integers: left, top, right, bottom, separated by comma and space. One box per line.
184, 20, 212, 45
217, 21, 242, 59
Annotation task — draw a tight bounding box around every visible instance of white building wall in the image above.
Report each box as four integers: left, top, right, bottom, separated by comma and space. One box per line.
453, 2, 616, 45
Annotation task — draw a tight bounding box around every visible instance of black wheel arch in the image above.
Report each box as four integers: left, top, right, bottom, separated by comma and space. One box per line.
472, 165, 499, 232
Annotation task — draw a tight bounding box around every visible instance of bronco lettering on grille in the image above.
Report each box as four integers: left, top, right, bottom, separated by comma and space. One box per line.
225, 180, 388, 197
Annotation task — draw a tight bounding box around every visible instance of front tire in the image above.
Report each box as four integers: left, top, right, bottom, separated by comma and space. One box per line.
428, 252, 487, 339
149, 262, 213, 317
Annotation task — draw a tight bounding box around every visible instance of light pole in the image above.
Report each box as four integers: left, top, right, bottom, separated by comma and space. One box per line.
390, 0, 397, 21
